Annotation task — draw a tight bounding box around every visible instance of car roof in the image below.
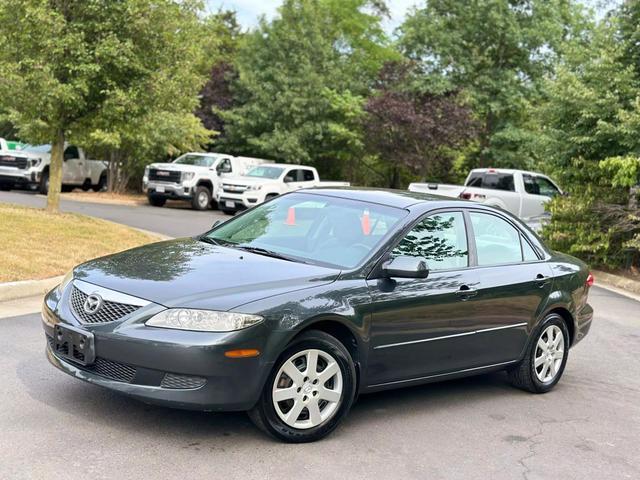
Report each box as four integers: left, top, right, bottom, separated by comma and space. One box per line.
256, 163, 313, 169
299, 187, 466, 210
471, 168, 551, 177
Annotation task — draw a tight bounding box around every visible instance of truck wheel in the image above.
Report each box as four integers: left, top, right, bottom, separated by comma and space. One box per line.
61, 185, 74, 193
147, 195, 166, 207
81, 179, 91, 191
191, 186, 212, 210
39, 171, 49, 195
92, 173, 107, 192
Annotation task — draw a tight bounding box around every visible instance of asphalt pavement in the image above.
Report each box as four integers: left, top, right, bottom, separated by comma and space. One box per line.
0, 190, 226, 238
0, 286, 638, 480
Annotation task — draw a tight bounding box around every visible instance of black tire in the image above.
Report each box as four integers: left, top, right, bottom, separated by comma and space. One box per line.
265, 193, 278, 201
39, 170, 49, 195
248, 330, 357, 443
191, 185, 212, 210
221, 208, 236, 216
81, 179, 91, 191
92, 173, 107, 192
147, 195, 166, 207
508, 314, 569, 393
61, 185, 74, 193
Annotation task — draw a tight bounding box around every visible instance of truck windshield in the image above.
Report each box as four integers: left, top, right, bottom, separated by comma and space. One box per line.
174, 154, 217, 167
24, 144, 52, 153
204, 192, 407, 269
246, 166, 284, 179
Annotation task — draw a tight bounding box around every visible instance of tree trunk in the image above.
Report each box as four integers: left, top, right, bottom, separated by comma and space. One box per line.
107, 150, 117, 193
46, 129, 65, 213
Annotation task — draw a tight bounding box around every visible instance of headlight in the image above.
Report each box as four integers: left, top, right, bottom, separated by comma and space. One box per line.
55, 269, 74, 295
246, 184, 262, 191
145, 309, 264, 332
30, 158, 42, 168
182, 172, 195, 181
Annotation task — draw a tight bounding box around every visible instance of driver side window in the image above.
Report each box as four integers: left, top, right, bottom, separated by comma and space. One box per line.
392, 212, 469, 271
63, 145, 79, 161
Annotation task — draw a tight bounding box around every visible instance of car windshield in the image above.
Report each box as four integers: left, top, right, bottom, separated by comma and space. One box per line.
204, 193, 407, 269
24, 144, 52, 153
174, 154, 217, 167
246, 166, 284, 179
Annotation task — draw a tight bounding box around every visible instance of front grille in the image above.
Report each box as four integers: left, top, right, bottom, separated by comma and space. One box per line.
46, 335, 136, 383
0, 155, 28, 169
161, 373, 207, 390
149, 168, 181, 183
70, 286, 140, 324
221, 183, 248, 193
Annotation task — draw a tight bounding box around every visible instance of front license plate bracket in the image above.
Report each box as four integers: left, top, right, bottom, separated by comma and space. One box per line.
53, 324, 95, 366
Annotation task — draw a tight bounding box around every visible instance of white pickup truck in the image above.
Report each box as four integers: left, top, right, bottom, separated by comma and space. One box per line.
0, 143, 107, 194
409, 168, 563, 229
217, 163, 351, 215
143, 152, 269, 210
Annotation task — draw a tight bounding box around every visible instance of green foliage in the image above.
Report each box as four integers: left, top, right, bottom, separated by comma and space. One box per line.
219, 0, 397, 179
399, 0, 589, 169
0, 0, 214, 197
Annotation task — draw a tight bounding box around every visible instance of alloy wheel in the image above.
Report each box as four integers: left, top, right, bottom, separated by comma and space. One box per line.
272, 349, 343, 430
198, 191, 208, 208
534, 325, 565, 383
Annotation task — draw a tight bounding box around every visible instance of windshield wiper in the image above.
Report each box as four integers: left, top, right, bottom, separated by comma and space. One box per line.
235, 245, 300, 263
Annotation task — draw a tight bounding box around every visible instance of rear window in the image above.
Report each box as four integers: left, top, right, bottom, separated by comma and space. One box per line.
466, 172, 515, 192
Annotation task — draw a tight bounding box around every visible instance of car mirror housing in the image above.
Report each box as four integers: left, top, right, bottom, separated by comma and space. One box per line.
382, 256, 429, 279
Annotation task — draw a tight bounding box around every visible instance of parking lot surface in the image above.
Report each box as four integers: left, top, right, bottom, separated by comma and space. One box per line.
0, 286, 638, 479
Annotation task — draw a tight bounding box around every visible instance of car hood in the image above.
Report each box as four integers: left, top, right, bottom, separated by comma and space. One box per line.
148, 162, 209, 172
73, 238, 340, 311
222, 176, 275, 186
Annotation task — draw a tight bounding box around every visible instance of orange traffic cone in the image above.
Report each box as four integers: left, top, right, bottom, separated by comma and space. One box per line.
361, 209, 371, 235
285, 207, 296, 226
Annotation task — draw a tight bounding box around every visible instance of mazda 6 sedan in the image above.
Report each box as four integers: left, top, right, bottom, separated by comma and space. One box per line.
42, 188, 593, 442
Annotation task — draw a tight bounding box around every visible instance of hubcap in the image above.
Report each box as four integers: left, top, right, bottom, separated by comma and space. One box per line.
272, 349, 343, 430
534, 325, 565, 383
198, 192, 208, 207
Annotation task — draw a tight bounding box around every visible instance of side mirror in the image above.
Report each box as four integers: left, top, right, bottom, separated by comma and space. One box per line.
381, 256, 429, 279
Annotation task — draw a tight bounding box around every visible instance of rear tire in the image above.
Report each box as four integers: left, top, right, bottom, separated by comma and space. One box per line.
61, 185, 74, 193
191, 185, 212, 210
508, 314, 569, 393
248, 330, 356, 443
147, 195, 166, 207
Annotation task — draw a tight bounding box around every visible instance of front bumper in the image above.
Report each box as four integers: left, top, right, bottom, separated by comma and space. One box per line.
143, 180, 194, 200
41, 285, 276, 411
0, 168, 36, 186
573, 301, 593, 346
218, 191, 261, 210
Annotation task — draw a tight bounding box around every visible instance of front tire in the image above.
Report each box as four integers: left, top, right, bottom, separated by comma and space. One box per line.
508, 314, 569, 393
147, 195, 166, 207
191, 185, 212, 210
39, 170, 49, 195
249, 330, 356, 443
92, 173, 107, 192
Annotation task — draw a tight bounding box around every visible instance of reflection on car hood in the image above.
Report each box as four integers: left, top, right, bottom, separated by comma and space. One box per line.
73, 238, 340, 311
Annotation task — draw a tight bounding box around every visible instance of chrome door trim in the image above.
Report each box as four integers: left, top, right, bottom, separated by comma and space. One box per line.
373, 322, 528, 350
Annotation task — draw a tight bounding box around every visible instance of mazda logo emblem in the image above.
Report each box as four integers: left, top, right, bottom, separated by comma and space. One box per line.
83, 294, 103, 315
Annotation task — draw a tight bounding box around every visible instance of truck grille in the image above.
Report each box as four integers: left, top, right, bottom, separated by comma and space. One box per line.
0, 155, 28, 169
221, 183, 249, 193
149, 168, 181, 183
70, 286, 140, 324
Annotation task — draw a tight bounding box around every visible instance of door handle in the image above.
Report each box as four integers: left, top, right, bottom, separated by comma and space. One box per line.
534, 274, 550, 288
455, 285, 478, 300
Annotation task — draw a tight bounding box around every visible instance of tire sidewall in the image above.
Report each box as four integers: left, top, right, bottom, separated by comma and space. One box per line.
193, 186, 211, 210
528, 314, 570, 392
257, 332, 356, 443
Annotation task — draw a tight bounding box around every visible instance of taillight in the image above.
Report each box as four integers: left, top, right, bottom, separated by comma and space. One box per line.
459, 192, 472, 200
586, 273, 594, 287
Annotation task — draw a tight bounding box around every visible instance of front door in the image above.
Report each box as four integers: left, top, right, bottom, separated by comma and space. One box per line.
366, 210, 480, 387
62, 145, 83, 185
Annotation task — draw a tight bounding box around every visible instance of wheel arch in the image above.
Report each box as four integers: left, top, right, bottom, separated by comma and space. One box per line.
196, 179, 214, 191
545, 306, 575, 347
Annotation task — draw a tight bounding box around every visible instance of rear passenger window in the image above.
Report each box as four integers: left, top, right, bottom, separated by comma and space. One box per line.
470, 212, 522, 265
522, 236, 539, 261
482, 173, 515, 191
392, 212, 468, 270
302, 170, 315, 181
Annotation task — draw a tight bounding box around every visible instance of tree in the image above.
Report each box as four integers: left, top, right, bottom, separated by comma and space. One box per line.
0, 0, 212, 209
534, 12, 640, 269
363, 61, 477, 188
399, 0, 589, 169
219, 0, 397, 180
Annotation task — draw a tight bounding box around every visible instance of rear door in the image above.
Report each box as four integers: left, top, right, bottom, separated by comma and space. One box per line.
450, 210, 554, 366
284, 168, 316, 190
520, 174, 562, 219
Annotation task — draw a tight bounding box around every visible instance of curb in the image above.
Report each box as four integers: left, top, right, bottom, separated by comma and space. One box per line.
0, 275, 63, 302
592, 270, 640, 300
